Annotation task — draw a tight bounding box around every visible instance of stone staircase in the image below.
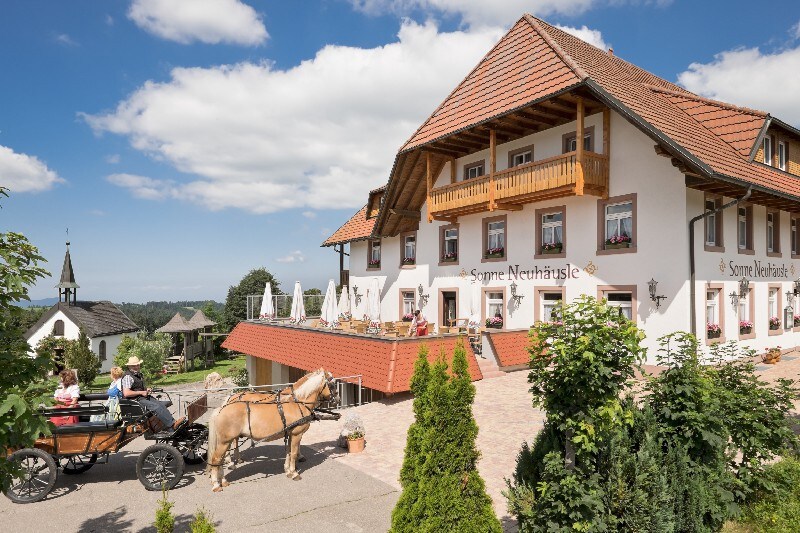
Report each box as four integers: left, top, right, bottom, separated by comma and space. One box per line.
476, 355, 505, 380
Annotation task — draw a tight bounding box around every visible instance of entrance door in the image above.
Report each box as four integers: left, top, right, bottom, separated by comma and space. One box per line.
442, 291, 457, 329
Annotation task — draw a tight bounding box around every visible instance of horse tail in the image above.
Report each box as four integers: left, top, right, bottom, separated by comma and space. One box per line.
205, 406, 223, 474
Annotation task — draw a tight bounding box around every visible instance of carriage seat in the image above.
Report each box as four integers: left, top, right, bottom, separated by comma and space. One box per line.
79, 393, 110, 402
50, 419, 123, 435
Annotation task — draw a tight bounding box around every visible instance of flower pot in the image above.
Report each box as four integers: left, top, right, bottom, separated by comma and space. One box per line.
486, 324, 503, 329
541, 248, 562, 255
347, 437, 366, 453
604, 242, 631, 250
739, 327, 752, 335
762, 351, 781, 364
707, 330, 721, 339
770, 325, 780, 330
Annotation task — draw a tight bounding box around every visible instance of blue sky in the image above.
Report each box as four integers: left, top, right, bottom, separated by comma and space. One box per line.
3, 0, 800, 303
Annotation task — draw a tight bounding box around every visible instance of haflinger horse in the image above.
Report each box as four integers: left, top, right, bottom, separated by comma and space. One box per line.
206, 368, 338, 492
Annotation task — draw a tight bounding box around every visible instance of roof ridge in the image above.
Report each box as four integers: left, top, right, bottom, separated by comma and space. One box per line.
646, 84, 768, 117
523, 14, 589, 81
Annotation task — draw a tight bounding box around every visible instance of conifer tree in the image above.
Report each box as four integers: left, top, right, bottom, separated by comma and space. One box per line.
390, 344, 431, 532
417, 341, 502, 532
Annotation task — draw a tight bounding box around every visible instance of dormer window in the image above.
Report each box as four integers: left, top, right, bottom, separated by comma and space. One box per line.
779, 141, 787, 171
763, 136, 773, 166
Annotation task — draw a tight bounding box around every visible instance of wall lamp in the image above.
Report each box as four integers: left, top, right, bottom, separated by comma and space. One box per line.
794, 278, 800, 295
510, 281, 525, 305
352, 285, 362, 307
418, 284, 429, 307
787, 290, 795, 307
647, 278, 667, 309
729, 277, 749, 307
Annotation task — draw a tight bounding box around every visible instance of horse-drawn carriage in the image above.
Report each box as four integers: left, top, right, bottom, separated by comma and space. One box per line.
4, 390, 209, 504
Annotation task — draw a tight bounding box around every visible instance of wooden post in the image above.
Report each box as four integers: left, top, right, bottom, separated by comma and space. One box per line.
575, 97, 585, 196
426, 152, 433, 222
450, 157, 456, 184
603, 107, 610, 199
489, 129, 496, 210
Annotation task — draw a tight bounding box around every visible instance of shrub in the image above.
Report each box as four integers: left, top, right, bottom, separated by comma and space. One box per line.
154, 488, 174, 533
738, 457, 800, 532
114, 333, 170, 380
64, 330, 101, 386
227, 365, 249, 387
190, 507, 216, 533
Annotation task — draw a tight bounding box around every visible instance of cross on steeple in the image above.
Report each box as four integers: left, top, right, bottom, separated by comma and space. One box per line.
56, 241, 79, 305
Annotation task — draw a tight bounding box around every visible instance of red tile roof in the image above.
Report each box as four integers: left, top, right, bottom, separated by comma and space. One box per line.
485, 330, 531, 368
322, 205, 375, 247
222, 322, 482, 393
391, 15, 800, 210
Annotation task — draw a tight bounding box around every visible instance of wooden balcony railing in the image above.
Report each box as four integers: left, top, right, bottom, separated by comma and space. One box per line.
429, 151, 608, 217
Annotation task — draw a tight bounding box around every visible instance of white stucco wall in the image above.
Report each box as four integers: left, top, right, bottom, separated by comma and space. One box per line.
345, 109, 799, 363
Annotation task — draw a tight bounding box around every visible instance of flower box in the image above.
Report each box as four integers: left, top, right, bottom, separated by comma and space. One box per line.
401, 257, 416, 266
485, 317, 503, 329
769, 317, 781, 330
441, 254, 457, 262
485, 247, 504, 259
604, 242, 631, 250
707, 330, 721, 339
541, 244, 563, 254
739, 326, 752, 335
367, 261, 381, 269
794, 315, 800, 327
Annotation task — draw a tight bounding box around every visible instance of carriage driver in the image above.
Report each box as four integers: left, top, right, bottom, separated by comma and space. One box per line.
122, 356, 185, 430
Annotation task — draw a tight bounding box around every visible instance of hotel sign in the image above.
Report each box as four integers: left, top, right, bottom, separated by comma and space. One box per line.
723, 258, 795, 278
468, 263, 581, 282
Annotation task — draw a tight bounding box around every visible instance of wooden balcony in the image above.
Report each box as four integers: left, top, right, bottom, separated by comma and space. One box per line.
429, 151, 609, 218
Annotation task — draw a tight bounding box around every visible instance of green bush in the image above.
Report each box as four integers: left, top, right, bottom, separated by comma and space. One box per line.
114, 333, 171, 380
227, 365, 249, 387
64, 330, 101, 386
154, 489, 174, 533
190, 507, 216, 533
738, 457, 800, 532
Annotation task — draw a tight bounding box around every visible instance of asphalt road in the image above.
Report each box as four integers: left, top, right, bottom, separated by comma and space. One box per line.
0, 436, 398, 532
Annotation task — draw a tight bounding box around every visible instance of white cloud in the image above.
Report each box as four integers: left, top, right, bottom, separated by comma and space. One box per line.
302, 211, 317, 219
275, 250, 305, 263
55, 33, 79, 46
105, 14, 114, 26
105, 154, 121, 164
89, 209, 106, 216
0, 145, 64, 193
678, 45, 800, 126
84, 20, 502, 213
556, 24, 610, 51
106, 173, 179, 201
350, 0, 594, 27
793, 20, 800, 40
128, 0, 268, 45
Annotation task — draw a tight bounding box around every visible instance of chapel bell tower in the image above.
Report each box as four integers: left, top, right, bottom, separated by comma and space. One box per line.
56, 241, 79, 305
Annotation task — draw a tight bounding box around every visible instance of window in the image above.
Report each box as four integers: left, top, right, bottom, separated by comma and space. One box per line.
482, 215, 507, 261
606, 293, 633, 320
367, 240, 381, 269
440, 225, 459, 264
706, 289, 719, 326
738, 287, 753, 339
763, 136, 773, 166
767, 211, 780, 256
99, 340, 107, 362
705, 285, 724, 343
487, 292, 504, 319
768, 288, 778, 320
401, 233, 416, 265
541, 293, 562, 322
402, 290, 416, 316
598, 194, 637, 254
793, 217, 799, 257
767, 213, 775, 252
53, 319, 64, 336
542, 212, 563, 247
738, 208, 747, 249
737, 206, 753, 253
768, 285, 783, 336
705, 200, 716, 246
563, 126, 594, 153
464, 161, 485, 180
536, 206, 566, 258
508, 145, 534, 168
779, 141, 788, 171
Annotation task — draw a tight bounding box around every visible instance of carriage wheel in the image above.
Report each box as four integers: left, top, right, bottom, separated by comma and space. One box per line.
172, 423, 208, 465
136, 443, 185, 491
62, 454, 98, 475
4, 448, 57, 504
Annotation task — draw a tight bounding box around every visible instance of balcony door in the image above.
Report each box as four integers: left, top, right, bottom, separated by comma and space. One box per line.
441, 290, 457, 329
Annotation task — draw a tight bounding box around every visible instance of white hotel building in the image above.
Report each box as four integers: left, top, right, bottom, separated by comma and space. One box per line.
321, 15, 800, 365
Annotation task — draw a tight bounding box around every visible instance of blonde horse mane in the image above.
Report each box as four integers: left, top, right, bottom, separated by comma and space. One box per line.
294, 369, 326, 399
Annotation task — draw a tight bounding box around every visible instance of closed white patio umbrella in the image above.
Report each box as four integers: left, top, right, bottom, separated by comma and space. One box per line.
469, 281, 482, 329
366, 277, 381, 332
289, 281, 306, 325
337, 285, 352, 321
259, 282, 274, 321
319, 279, 338, 328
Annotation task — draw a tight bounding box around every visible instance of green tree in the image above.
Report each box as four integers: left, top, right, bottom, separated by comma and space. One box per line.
155, 488, 175, 533
190, 507, 216, 533
64, 329, 101, 386
0, 188, 54, 492
222, 268, 281, 331
391, 344, 431, 532
114, 333, 171, 380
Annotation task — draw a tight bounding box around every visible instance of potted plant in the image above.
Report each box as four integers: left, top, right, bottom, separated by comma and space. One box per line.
441, 251, 457, 262
402, 256, 415, 266
762, 346, 782, 364
368, 259, 381, 269
769, 316, 781, 330
794, 314, 800, 327
739, 320, 753, 335
485, 316, 503, 329
604, 234, 632, 249
541, 242, 563, 254
341, 412, 365, 453
707, 323, 721, 339
485, 246, 504, 259
402, 313, 414, 322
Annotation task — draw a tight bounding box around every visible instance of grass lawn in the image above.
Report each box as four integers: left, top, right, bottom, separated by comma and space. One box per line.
90, 357, 244, 390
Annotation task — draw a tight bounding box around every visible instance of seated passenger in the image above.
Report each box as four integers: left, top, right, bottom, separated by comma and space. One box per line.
92, 366, 124, 422
51, 369, 79, 426
121, 356, 184, 430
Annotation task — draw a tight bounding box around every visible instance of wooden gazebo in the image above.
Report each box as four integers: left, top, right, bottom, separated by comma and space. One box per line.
155, 312, 215, 372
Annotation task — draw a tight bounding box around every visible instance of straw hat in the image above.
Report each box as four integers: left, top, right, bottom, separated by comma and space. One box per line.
126, 356, 143, 366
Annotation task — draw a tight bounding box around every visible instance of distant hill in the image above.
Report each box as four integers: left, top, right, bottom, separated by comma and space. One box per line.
18, 297, 58, 308
116, 300, 224, 334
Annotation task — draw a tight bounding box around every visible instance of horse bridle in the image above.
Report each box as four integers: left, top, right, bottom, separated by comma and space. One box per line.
324, 373, 340, 406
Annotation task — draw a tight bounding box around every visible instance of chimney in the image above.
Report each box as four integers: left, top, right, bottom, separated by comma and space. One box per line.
608, 48, 614, 57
